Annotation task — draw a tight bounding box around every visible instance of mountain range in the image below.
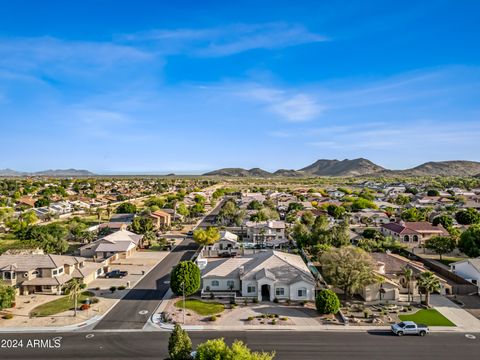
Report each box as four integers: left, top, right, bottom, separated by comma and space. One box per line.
0, 168, 95, 177
203, 159, 480, 177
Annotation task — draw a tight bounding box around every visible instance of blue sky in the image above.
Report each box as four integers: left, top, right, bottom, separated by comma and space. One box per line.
0, 0, 479, 174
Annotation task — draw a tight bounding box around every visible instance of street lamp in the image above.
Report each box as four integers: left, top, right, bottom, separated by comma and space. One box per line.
182, 281, 186, 324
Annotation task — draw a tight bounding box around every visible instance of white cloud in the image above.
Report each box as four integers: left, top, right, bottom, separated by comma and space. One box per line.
121, 22, 327, 57
239, 85, 325, 122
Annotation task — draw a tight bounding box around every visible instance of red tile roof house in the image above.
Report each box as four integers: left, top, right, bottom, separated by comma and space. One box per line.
381, 221, 449, 248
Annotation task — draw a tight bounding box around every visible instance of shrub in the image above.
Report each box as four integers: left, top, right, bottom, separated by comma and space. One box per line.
315, 289, 341, 314
280, 317, 288, 321
253, 298, 259, 303
80, 304, 90, 311
247, 316, 254, 321
95, 287, 100, 291
210, 315, 217, 322
244, 298, 248, 306
109, 286, 117, 293
364, 309, 370, 319
2, 313, 13, 320
271, 319, 277, 325
170, 261, 201, 296
118, 285, 126, 290
273, 297, 279, 303
168, 323, 192, 360
90, 297, 100, 304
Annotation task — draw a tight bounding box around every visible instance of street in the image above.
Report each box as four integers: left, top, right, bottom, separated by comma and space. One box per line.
0, 331, 478, 359
93, 238, 198, 330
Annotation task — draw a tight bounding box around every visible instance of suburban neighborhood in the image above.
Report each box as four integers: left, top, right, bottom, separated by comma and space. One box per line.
2, 1, 480, 359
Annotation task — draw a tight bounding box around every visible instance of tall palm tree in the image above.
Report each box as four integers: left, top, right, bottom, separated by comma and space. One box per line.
402, 267, 414, 303
417, 271, 441, 307
65, 279, 85, 317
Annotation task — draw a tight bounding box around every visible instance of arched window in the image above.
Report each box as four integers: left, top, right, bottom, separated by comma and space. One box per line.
403, 235, 410, 242
413, 235, 419, 242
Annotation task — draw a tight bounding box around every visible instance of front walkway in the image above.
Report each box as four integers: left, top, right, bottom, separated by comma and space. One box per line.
430, 294, 480, 332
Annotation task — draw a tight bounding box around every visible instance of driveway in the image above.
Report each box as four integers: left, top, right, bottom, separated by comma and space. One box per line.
450, 294, 480, 320
430, 294, 480, 331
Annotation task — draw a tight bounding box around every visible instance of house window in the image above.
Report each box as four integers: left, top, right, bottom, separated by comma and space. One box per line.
3, 272, 12, 280
297, 288, 307, 297
58, 267, 64, 274
52, 269, 58, 275
403, 235, 410, 242
227, 280, 235, 289
275, 287, 285, 296
413, 235, 419, 242
247, 285, 256, 293
211, 280, 219, 287
32, 270, 39, 276
472, 279, 478, 285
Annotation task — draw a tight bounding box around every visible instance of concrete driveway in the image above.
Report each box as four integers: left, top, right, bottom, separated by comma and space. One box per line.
431, 294, 480, 331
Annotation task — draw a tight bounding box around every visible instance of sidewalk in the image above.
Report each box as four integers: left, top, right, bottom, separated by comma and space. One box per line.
147, 294, 471, 333
430, 294, 480, 332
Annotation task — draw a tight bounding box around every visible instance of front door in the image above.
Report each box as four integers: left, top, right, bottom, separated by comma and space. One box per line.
261, 284, 270, 301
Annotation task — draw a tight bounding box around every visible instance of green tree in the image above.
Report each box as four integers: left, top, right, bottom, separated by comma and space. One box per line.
432, 215, 453, 229
170, 261, 201, 296
130, 217, 154, 234
427, 189, 440, 196
458, 224, 480, 257
315, 289, 340, 314
168, 324, 192, 360
417, 271, 441, 307
401, 207, 425, 222
193, 227, 220, 246
320, 246, 373, 298
0, 282, 15, 310
34, 197, 50, 208
300, 211, 315, 227
455, 208, 480, 225
116, 202, 137, 214
195, 338, 275, 360
351, 198, 377, 211
20, 210, 38, 225
247, 200, 263, 210
177, 203, 190, 217
425, 236, 456, 260
291, 223, 311, 247
326, 204, 346, 219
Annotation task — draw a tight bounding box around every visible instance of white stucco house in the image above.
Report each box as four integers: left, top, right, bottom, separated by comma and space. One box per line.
245, 220, 287, 246
201, 250, 316, 302
211, 230, 240, 254
450, 258, 480, 292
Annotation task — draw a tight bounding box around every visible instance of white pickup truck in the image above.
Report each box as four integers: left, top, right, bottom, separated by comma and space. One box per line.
391, 321, 430, 336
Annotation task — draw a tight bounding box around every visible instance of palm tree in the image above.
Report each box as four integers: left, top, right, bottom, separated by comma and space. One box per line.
65, 279, 85, 317
417, 271, 441, 307
402, 267, 414, 303
96, 208, 104, 223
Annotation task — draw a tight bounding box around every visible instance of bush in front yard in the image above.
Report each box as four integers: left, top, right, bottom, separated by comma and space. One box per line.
315, 289, 340, 314
2, 313, 13, 320
80, 304, 90, 311
210, 315, 217, 321
170, 261, 201, 297
109, 286, 117, 293
118, 286, 126, 290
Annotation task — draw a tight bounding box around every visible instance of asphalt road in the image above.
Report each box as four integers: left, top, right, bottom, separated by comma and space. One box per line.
0, 331, 478, 360
93, 238, 199, 330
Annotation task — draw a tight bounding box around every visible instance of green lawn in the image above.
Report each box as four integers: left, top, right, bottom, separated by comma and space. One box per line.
399, 309, 455, 326
174, 299, 225, 316
30, 291, 95, 317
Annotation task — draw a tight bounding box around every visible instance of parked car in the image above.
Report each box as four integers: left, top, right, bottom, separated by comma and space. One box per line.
186, 230, 194, 236
391, 321, 429, 336
105, 270, 128, 278
218, 252, 237, 258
